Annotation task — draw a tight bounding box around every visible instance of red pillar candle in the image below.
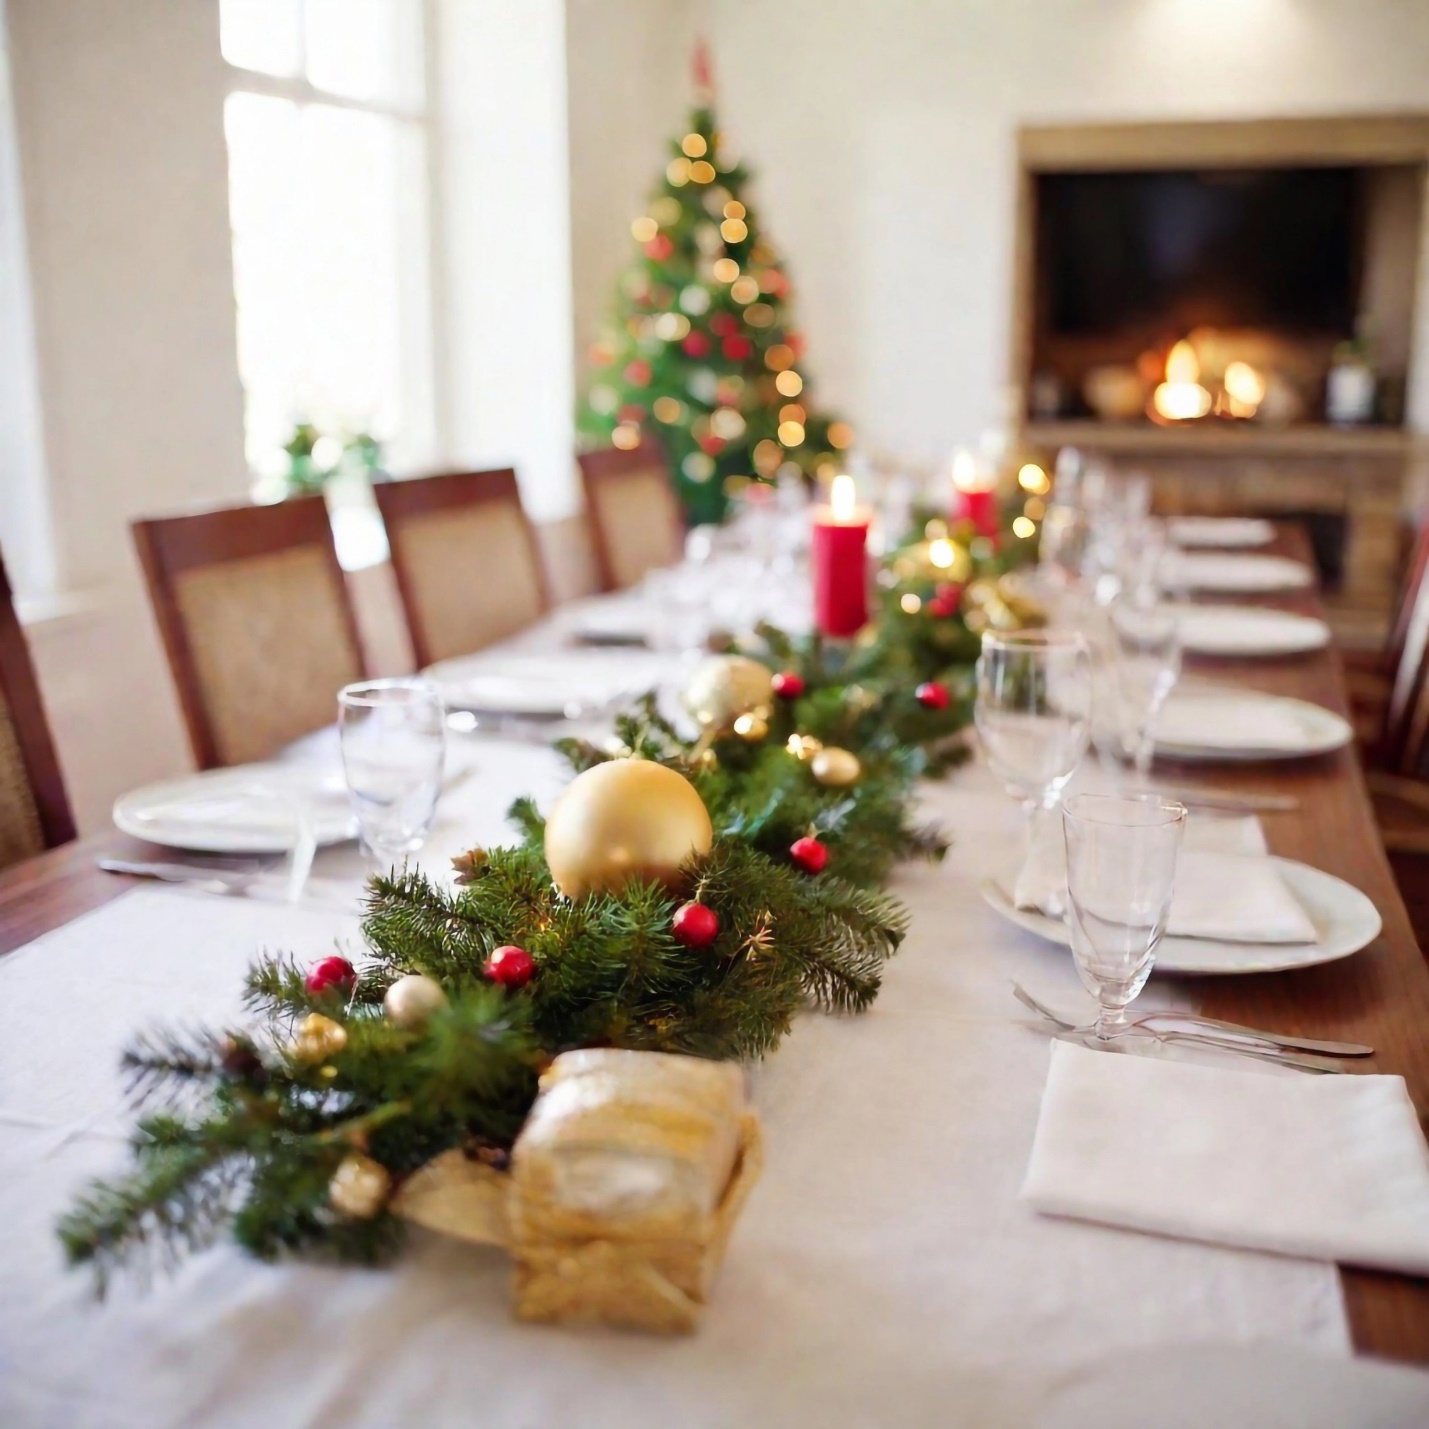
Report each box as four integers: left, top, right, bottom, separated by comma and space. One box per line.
812, 474, 870, 637
951, 450, 1001, 542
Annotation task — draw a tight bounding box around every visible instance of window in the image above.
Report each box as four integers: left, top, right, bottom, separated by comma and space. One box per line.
220, 0, 436, 513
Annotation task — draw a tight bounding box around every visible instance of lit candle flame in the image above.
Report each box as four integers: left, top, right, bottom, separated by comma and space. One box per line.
952, 449, 995, 494
830, 473, 857, 522
1223, 360, 1266, 418
1165, 340, 1200, 384
1152, 339, 1212, 421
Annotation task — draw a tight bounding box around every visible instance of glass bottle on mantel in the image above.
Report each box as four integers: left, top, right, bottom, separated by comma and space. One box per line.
1326, 339, 1376, 427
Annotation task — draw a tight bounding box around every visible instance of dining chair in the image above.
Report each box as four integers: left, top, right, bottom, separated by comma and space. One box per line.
132, 496, 368, 770
0, 550, 76, 867
372, 468, 550, 668
577, 440, 685, 592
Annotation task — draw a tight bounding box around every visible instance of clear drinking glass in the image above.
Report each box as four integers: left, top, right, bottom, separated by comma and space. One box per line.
975, 631, 1094, 812
1063, 793, 1186, 1040
1108, 591, 1182, 776
338, 678, 447, 868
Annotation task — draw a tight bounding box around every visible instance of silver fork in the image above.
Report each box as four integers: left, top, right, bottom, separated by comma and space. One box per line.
1011, 984, 1350, 1073
97, 858, 266, 896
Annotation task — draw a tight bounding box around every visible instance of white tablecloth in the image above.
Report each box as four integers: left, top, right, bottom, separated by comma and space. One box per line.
0, 631, 1353, 1428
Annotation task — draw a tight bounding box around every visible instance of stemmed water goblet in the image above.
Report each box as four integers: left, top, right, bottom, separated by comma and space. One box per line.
1062, 793, 1187, 1041
338, 678, 447, 870
1108, 589, 1182, 778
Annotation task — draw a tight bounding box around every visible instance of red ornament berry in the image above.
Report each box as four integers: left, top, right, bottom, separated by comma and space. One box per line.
698, 433, 726, 455
771, 670, 805, 700
916, 681, 951, 711
672, 901, 720, 948
682, 331, 711, 358
935, 581, 964, 607
789, 836, 829, 875
722, 335, 753, 361
484, 945, 536, 989
305, 956, 356, 996
624, 360, 652, 386
709, 311, 739, 338
643, 234, 674, 261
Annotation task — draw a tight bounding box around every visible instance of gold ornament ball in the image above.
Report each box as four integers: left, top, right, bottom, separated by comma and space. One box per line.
733, 711, 770, 742
544, 758, 714, 900
810, 747, 863, 787
786, 732, 824, 761
683, 655, 775, 731
383, 973, 449, 1029
293, 1012, 347, 1064
329, 1152, 392, 1219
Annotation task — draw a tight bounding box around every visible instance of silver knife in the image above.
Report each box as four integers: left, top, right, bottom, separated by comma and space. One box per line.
1138, 1011, 1373, 1057
1148, 785, 1300, 813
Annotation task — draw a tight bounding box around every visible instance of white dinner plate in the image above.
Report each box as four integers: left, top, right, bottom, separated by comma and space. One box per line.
1152, 688, 1352, 761
1164, 551, 1314, 593
1175, 605, 1330, 658
427, 651, 661, 718
981, 857, 1381, 975
113, 765, 358, 853
1167, 516, 1275, 549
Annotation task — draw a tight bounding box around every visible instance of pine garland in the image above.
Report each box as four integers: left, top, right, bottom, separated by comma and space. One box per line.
59, 519, 1039, 1293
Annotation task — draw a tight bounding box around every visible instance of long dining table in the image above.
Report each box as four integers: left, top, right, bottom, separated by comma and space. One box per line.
3, 522, 1429, 1425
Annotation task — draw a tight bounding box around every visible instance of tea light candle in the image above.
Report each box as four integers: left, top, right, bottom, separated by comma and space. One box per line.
951, 450, 1000, 542
812, 474, 870, 637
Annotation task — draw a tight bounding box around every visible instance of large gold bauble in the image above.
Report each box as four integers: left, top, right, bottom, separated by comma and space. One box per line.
544, 759, 714, 899
329, 1152, 392, 1220
682, 655, 775, 732
810, 747, 863, 787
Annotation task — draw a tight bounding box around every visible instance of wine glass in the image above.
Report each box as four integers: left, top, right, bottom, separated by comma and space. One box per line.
1108, 591, 1182, 777
1062, 793, 1186, 1041
975, 631, 1093, 816
338, 678, 447, 869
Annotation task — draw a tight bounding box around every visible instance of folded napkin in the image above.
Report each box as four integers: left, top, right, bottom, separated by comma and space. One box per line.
1014, 814, 1319, 944
1023, 1041, 1429, 1277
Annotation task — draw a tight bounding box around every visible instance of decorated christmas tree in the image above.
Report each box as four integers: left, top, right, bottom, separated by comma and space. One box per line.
578, 45, 851, 526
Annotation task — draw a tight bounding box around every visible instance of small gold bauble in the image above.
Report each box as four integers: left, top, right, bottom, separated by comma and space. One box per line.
733, 711, 770, 742
682, 655, 776, 732
786, 733, 824, 761
293, 1012, 347, 1064
329, 1152, 392, 1219
544, 758, 714, 899
810, 747, 863, 787
383, 973, 449, 1029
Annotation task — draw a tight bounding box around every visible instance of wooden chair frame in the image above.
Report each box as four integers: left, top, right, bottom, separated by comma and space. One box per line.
372, 469, 551, 669
0, 552, 76, 848
577, 440, 684, 593
132, 495, 367, 770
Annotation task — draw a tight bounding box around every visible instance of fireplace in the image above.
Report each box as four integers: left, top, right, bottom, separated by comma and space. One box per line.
1010, 115, 1429, 641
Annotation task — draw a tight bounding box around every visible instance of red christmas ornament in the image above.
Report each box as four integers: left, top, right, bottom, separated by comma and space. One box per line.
698, 433, 727, 456
935, 581, 964, 607
305, 955, 356, 996
618, 404, 646, 423
789, 836, 829, 875
709, 312, 739, 338
722, 335, 753, 361
484, 945, 536, 989
926, 593, 958, 618
916, 681, 951, 711
682, 331, 711, 358
643, 234, 674, 261
771, 670, 805, 699
624, 360, 652, 386
672, 901, 720, 948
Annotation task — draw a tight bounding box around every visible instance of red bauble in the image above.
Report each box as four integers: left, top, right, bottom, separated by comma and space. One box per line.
709, 312, 739, 338
624, 360, 652, 386
935, 582, 964, 608
643, 234, 674, 261
672, 901, 720, 948
790, 836, 829, 875
698, 433, 726, 455
926, 595, 957, 618
722, 336, 753, 361
916, 681, 951, 711
682, 332, 711, 358
618, 404, 645, 423
771, 670, 805, 700
484, 945, 536, 989
305, 955, 356, 996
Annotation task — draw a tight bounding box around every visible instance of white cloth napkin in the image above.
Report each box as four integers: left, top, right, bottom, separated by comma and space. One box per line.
1013, 814, 1319, 944
1023, 1041, 1429, 1277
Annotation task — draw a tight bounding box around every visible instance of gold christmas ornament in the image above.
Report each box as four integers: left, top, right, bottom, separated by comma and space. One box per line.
383, 973, 449, 1029
544, 759, 714, 900
786, 733, 824, 761
733, 712, 769, 742
683, 655, 775, 733
292, 1013, 347, 1064
328, 1152, 393, 1220
810, 747, 863, 787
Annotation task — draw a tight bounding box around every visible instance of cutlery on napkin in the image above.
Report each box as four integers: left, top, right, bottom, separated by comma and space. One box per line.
1012, 814, 1319, 944
1022, 1041, 1429, 1277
